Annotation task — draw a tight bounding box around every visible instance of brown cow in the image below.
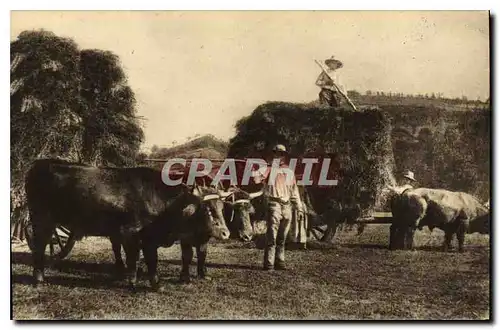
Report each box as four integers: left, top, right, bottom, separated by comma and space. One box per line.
390, 188, 489, 252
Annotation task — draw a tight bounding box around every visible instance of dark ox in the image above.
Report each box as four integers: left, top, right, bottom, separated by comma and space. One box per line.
25, 159, 230, 290
390, 188, 490, 252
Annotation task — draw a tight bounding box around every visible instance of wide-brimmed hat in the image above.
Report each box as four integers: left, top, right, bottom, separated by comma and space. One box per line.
272, 144, 288, 154
324, 56, 343, 70
403, 170, 416, 182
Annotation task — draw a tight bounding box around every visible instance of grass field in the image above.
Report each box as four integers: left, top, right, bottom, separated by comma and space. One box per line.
11, 224, 490, 320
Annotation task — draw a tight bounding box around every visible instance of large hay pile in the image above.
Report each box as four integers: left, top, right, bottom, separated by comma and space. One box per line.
228, 101, 396, 222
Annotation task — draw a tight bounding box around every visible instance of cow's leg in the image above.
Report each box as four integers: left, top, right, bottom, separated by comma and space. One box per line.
457, 223, 466, 253
31, 217, 53, 285
389, 224, 405, 250
110, 234, 125, 275
404, 227, 416, 250
141, 241, 160, 291
196, 243, 209, 280
443, 230, 453, 252
389, 224, 398, 250
180, 241, 193, 283
122, 235, 140, 291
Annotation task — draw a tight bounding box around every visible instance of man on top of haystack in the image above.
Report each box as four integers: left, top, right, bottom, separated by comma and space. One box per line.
315, 55, 347, 108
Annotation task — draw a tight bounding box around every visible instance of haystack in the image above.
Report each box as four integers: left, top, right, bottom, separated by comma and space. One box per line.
228, 101, 396, 223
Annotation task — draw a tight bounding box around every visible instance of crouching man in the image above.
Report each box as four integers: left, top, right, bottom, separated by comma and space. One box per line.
253, 144, 305, 270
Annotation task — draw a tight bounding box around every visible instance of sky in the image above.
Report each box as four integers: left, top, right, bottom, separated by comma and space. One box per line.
11, 11, 490, 149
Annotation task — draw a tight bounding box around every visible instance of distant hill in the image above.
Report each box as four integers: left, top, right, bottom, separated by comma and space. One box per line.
149, 134, 229, 160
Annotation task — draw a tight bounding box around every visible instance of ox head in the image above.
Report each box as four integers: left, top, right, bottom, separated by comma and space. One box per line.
468, 201, 490, 235
181, 184, 232, 240
468, 212, 490, 234
222, 187, 263, 242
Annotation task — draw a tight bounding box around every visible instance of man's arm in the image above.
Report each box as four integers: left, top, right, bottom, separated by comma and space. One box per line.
315, 71, 332, 87
289, 177, 304, 212
334, 74, 347, 95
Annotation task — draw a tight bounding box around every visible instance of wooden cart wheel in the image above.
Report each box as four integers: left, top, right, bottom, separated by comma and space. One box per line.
24, 223, 76, 260
309, 223, 338, 242
49, 226, 76, 260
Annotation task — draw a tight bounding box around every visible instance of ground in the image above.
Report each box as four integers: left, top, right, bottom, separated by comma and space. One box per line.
11, 224, 490, 320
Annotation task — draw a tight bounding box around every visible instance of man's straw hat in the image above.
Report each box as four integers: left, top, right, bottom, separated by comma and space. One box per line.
272, 144, 288, 154
324, 56, 343, 70
403, 170, 417, 182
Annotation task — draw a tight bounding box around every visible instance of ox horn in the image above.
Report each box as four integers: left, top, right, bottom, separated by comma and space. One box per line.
248, 190, 264, 199
219, 190, 234, 198
202, 193, 221, 201
233, 199, 251, 205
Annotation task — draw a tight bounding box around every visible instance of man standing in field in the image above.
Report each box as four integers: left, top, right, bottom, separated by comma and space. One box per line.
253, 144, 306, 270
315, 55, 346, 107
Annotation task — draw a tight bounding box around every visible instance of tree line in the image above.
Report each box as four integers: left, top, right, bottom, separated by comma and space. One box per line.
347, 90, 489, 107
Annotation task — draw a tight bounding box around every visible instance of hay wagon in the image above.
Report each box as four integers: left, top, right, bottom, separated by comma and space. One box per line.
226, 101, 398, 244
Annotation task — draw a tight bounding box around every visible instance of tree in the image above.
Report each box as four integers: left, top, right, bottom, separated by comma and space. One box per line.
10, 30, 144, 237
366, 90, 372, 96
11, 30, 83, 177
79, 49, 144, 166
11, 30, 84, 231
